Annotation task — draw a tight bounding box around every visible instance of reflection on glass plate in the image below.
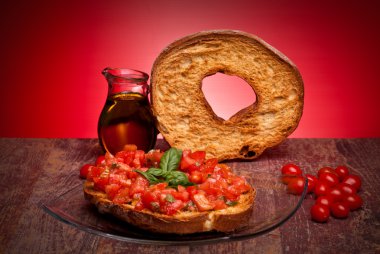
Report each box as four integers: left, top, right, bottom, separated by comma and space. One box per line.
41, 170, 307, 245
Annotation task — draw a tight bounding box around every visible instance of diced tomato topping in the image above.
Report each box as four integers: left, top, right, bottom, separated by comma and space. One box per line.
215, 164, 232, 178
141, 191, 160, 211
134, 200, 144, 211
172, 185, 190, 202
203, 158, 218, 171
133, 150, 145, 168
224, 185, 240, 201
180, 150, 196, 170
177, 185, 186, 192
232, 176, 251, 193
127, 170, 138, 179
199, 178, 223, 196
186, 185, 198, 197
190, 151, 206, 163
129, 176, 149, 197
93, 175, 110, 192
181, 150, 207, 171
115, 150, 135, 166
187, 163, 201, 173
161, 200, 185, 215
145, 149, 164, 168
213, 199, 228, 210
105, 184, 121, 200
104, 152, 119, 166
81, 146, 253, 215
86, 166, 105, 180
109, 171, 131, 187
192, 193, 215, 211
113, 188, 131, 204
152, 182, 168, 191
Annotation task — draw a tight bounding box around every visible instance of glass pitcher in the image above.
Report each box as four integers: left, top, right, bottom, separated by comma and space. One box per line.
98, 67, 157, 155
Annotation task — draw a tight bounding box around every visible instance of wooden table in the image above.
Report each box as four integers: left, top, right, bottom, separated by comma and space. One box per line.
0, 138, 379, 253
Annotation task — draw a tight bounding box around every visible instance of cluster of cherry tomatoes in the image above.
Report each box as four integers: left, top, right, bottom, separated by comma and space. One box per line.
281, 164, 363, 223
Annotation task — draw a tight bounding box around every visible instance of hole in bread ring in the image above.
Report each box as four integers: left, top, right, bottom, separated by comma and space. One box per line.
151, 30, 304, 161
201, 72, 257, 121
239, 145, 256, 158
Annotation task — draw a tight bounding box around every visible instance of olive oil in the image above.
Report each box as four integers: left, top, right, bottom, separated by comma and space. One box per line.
98, 92, 157, 155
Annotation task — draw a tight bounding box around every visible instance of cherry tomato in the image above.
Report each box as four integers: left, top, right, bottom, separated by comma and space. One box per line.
189, 170, 203, 184
287, 176, 306, 195
314, 181, 331, 197
80, 164, 93, 179
282, 175, 295, 184
326, 187, 344, 202
317, 167, 337, 177
341, 174, 362, 191
335, 165, 349, 180
338, 183, 357, 196
305, 174, 318, 193
95, 155, 105, 166
343, 193, 363, 211
330, 202, 350, 218
318, 172, 340, 187
281, 163, 302, 176
315, 195, 334, 208
310, 204, 330, 222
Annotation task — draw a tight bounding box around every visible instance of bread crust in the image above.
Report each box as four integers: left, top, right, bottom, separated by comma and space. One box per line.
151, 30, 304, 161
83, 181, 256, 234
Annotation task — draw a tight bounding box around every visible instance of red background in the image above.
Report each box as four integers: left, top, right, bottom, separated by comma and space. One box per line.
1, 0, 379, 138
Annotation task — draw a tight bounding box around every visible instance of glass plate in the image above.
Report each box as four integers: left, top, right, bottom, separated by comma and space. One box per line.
41, 170, 307, 245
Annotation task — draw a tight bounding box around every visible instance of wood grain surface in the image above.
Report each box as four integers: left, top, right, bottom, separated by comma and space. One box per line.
0, 138, 379, 254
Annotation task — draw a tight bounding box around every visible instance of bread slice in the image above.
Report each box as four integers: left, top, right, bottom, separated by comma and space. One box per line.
83, 181, 255, 234
150, 30, 304, 161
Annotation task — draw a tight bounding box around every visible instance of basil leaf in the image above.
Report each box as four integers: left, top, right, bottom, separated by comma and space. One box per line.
146, 167, 164, 176
226, 200, 238, 206
160, 148, 182, 173
166, 171, 194, 187
134, 169, 161, 184
165, 194, 175, 203
135, 148, 193, 188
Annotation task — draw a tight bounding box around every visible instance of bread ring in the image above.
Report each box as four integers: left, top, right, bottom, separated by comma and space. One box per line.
151, 30, 304, 161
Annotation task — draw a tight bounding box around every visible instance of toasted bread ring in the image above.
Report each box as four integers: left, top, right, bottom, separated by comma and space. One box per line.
151, 30, 304, 161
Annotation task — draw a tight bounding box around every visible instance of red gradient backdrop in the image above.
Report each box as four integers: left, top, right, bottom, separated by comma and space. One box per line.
0, 0, 379, 138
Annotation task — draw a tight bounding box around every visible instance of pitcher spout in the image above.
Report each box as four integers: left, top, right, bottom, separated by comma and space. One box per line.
101, 67, 150, 96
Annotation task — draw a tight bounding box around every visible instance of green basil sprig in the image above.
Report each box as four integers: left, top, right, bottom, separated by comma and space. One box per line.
135, 148, 194, 188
